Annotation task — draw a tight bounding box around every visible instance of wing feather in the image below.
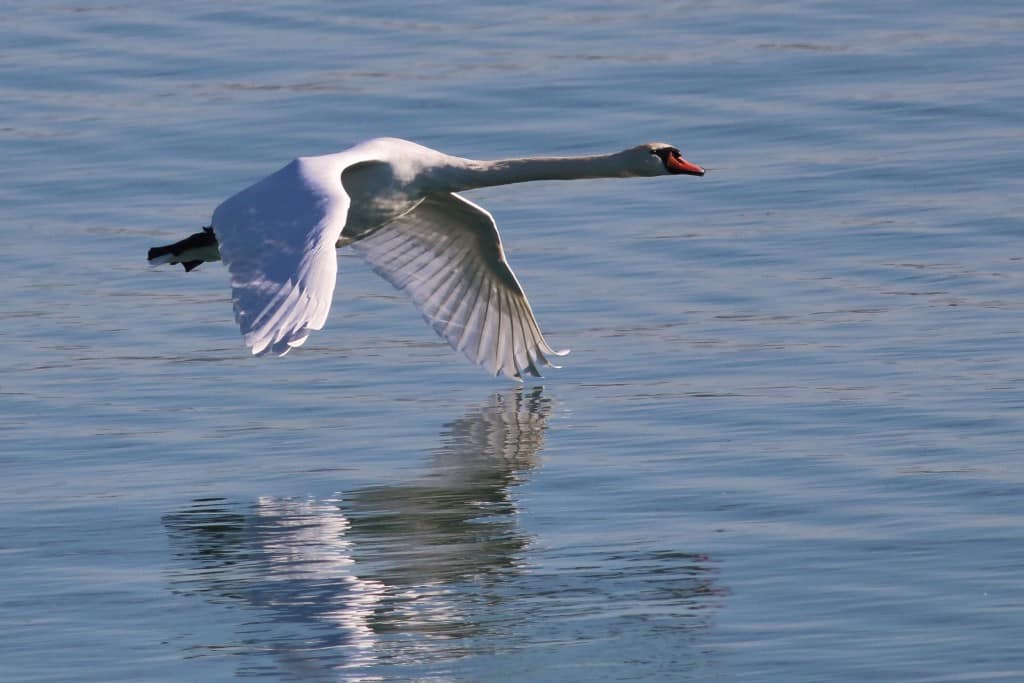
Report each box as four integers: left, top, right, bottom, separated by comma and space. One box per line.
475, 282, 498, 372
212, 157, 349, 356
456, 266, 488, 353
493, 282, 509, 377
426, 254, 472, 335
510, 296, 539, 378
352, 193, 567, 379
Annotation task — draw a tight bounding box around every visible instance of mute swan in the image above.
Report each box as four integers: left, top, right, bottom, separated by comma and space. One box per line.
148, 137, 704, 379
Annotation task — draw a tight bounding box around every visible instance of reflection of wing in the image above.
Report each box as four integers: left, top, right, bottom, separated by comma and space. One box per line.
432, 386, 551, 480
163, 496, 385, 675
212, 157, 351, 356
352, 194, 568, 379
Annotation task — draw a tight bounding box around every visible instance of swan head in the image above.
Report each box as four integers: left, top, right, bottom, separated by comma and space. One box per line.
626, 143, 705, 177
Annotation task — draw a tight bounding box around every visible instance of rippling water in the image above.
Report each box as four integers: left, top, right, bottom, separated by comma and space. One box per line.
2, 1, 1023, 681
160, 390, 717, 680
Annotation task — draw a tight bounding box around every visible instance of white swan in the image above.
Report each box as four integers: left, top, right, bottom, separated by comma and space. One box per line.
148, 137, 704, 379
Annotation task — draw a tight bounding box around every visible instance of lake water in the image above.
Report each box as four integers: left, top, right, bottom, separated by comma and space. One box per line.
2, 1, 1023, 681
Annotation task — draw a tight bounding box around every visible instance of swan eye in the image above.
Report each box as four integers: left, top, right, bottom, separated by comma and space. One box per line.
652, 147, 676, 162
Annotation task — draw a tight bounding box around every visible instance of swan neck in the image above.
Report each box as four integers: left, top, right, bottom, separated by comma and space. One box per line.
441, 152, 630, 192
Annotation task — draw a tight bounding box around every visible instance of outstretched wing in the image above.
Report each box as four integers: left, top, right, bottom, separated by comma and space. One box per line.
351, 193, 568, 379
212, 158, 349, 356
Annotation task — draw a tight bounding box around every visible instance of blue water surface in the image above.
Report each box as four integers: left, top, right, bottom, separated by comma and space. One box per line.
2, 1, 1022, 681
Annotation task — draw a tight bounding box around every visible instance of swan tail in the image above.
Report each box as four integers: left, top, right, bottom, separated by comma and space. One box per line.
148, 226, 221, 271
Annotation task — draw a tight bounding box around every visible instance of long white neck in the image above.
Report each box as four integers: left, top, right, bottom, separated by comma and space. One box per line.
429, 151, 635, 193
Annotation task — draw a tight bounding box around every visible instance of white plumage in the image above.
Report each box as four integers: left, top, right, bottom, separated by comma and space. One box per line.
149, 137, 704, 379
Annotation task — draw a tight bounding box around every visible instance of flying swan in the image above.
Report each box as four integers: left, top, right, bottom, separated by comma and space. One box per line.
148, 137, 704, 379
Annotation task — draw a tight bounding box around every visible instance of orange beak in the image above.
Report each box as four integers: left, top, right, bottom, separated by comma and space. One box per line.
666, 153, 705, 176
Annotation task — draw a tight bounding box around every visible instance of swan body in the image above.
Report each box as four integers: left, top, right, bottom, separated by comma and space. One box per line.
148, 137, 704, 379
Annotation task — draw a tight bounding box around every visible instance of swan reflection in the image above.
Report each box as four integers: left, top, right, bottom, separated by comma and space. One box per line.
164, 388, 720, 680
164, 388, 552, 677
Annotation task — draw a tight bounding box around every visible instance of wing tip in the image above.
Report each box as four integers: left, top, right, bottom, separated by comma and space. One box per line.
245, 331, 311, 357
